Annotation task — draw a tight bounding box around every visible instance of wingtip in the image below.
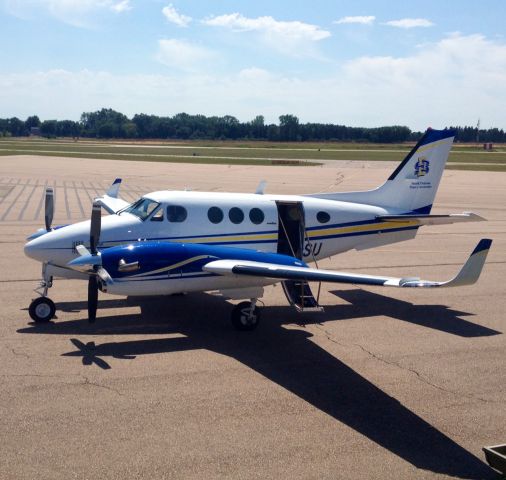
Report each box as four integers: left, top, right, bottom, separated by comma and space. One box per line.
472, 239, 492, 255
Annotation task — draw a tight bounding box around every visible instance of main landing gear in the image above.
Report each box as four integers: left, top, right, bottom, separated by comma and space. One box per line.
231, 299, 261, 331
28, 263, 56, 323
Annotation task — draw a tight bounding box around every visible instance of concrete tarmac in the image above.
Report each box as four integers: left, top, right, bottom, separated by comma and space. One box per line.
0, 155, 505, 479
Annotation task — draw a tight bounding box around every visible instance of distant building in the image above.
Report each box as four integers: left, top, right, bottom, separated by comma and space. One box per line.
30, 127, 41, 136
483, 142, 493, 151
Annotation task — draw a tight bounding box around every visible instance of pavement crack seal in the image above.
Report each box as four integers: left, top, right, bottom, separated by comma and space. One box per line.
80, 375, 123, 396
313, 324, 493, 404
9, 347, 30, 359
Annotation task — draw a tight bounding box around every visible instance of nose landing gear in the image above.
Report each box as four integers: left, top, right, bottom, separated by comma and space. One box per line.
29, 297, 56, 323
28, 263, 56, 323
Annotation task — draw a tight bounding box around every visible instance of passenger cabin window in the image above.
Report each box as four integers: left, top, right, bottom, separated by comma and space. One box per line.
208, 206, 224, 224
316, 211, 331, 224
249, 208, 264, 224
167, 205, 187, 222
229, 207, 244, 224
122, 198, 160, 221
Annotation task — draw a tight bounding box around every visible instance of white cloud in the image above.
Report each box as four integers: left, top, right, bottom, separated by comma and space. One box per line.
110, 0, 131, 13
340, 33, 506, 126
334, 16, 375, 25
1, 35, 505, 130
155, 39, 217, 71
3, 0, 131, 27
203, 13, 330, 41
202, 13, 330, 57
162, 4, 191, 27
384, 18, 434, 29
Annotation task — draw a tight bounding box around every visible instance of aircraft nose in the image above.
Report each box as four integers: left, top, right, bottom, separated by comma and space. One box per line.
24, 236, 49, 262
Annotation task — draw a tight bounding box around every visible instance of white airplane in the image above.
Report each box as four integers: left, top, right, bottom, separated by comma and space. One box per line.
24, 128, 492, 330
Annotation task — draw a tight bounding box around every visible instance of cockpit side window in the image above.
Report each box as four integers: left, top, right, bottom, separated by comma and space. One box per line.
122, 198, 160, 221
151, 207, 164, 222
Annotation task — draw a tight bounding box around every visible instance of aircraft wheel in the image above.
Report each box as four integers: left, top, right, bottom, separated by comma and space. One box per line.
231, 301, 261, 331
29, 297, 56, 323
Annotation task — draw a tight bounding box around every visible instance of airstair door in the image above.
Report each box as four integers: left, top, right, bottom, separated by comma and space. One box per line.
276, 201, 305, 260
276, 201, 323, 313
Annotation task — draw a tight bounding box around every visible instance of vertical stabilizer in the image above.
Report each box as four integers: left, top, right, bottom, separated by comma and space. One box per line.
310, 128, 456, 213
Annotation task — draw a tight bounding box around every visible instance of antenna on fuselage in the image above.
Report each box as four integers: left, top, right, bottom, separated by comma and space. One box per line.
255, 180, 267, 195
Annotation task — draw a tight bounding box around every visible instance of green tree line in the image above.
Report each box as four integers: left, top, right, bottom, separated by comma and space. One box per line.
1, 110, 505, 143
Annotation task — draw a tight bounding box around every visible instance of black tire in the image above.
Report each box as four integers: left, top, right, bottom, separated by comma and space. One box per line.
231, 301, 261, 331
29, 297, 56, 323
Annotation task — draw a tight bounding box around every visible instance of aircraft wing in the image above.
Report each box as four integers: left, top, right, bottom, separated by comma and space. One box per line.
377, 212, 485, 226
94, 195, 130, 214
94, 179, 129, 214
203, 239, 492, 288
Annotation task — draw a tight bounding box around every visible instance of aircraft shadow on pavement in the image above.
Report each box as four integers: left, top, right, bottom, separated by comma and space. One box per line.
329, 289, 501, 338
18, 292, 497, 479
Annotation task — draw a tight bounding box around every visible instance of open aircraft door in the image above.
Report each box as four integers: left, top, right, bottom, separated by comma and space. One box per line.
276, 201, 323, 313
276, 201, 305, 259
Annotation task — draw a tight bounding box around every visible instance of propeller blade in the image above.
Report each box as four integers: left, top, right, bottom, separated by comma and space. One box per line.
97, 267, 113, 286
87, 277, 98, 323
44, 187, 54, 231
90, 201, 101, 255
75, 244, 91, 257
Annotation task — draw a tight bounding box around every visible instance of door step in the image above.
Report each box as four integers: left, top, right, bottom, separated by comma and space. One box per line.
282, 280, 324, 313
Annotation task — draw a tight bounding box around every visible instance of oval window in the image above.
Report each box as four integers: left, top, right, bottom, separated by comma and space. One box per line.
167, 205, 187, 222
249, 208, 265, 224
229, 207, 244, 224
316, 211, 330, 224
208, 206, 224, 224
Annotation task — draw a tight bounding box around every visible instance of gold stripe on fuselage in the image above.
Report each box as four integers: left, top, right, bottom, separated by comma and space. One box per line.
102, 220, 418, 249
131, 255, 214, 277
307, 220, 419, 239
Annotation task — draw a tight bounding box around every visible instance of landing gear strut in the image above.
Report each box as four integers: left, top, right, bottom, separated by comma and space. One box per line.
231, 299, 261, 331
29, 263, 56, 323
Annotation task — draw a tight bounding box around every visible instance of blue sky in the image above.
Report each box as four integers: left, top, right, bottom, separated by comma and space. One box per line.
1, 0, 505, 129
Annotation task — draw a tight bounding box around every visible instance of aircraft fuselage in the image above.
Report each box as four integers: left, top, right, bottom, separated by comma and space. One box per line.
24, 190, 419, 275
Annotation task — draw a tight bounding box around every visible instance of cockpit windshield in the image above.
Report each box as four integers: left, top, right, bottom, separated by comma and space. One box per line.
120, 198, 160, 220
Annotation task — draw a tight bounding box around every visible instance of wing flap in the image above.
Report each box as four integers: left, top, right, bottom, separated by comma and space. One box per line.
203, 239, 492, 289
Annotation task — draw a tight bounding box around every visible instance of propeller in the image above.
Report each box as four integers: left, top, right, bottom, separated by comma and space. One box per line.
67, 201, 115, 323
25, 187, 55, 241
88, 201, 102, 323
44, 187, 54, 231
87, 276, 98, 323
90, 201, 101, 255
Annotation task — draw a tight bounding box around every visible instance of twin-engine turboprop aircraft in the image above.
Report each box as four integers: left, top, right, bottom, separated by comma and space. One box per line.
24, 128, 492, 330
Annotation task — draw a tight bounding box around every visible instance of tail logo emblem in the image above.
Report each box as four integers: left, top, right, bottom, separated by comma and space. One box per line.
415, 157, 430, 177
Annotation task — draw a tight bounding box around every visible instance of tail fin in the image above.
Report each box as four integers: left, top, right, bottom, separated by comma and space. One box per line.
310, 128, 456, 213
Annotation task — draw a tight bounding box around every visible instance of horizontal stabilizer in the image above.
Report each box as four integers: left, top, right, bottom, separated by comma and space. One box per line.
377, 212, 485, 226
204, 239, 492, 289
